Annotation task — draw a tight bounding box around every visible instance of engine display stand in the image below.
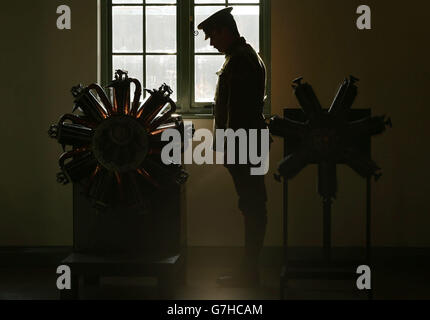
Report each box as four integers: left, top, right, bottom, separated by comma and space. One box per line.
58, 183, 187, 300
279, 109, 373, 300
49, 71, 189, 300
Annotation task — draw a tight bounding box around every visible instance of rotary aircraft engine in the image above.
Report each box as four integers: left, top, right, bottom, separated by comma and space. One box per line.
269, 76, 392, 200
48, 70, 188, 210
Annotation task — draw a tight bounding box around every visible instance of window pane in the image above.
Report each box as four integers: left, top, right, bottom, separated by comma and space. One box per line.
146, 0, 176, 3
113, 55, 144, 101
113, 0, 143, 3
146, 6, 176, 53
195, 55, 225, 102
195, 6, 226, 53
146, 55, 177, 101
232, 5, 259, 51
113, 7, 143, 53
195, 0, 225, 3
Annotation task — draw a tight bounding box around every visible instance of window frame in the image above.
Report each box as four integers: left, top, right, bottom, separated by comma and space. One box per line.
101, 0, 271, 118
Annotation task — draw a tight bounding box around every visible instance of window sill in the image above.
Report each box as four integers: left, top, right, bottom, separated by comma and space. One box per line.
178, 113, 214, 120
178, 113, 273, 121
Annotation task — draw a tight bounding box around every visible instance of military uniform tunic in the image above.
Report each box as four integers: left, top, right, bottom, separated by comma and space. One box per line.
214, 37, 267, 132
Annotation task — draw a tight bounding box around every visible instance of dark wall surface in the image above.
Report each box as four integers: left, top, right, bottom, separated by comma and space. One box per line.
0, 1, 97, 245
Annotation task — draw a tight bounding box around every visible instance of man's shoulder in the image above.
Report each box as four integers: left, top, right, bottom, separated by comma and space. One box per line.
231, 42, 258, 60
227, 44, 261, 74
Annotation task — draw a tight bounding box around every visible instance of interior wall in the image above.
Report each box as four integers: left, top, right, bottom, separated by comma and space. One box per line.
0, 1, 97, 246
1, 0, 429, 247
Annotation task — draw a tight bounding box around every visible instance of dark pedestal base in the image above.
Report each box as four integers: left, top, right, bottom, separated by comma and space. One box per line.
280, 260, 373, 300
59, 252, 186, 300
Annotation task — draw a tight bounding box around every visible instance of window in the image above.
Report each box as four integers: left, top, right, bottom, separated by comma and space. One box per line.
101, 0, 271, 117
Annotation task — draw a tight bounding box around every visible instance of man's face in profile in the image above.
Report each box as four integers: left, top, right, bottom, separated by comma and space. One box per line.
208, 28, 228, 53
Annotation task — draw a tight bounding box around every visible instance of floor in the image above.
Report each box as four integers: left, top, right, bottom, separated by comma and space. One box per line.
0, 247, 429, 300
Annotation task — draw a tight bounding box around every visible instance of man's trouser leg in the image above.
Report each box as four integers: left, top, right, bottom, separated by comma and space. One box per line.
227, 164, 268, 271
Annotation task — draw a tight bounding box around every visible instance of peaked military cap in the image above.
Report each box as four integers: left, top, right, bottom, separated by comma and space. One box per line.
197, 7, 234, 40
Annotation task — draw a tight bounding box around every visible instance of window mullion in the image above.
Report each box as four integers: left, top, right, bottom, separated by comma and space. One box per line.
177, 0, 191, 113
142, 4, 146, 96
190, 0, 195, 111
262, 0, 271, 116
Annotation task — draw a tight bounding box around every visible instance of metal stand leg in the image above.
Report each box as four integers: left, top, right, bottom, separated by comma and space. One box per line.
283, 177, 289, 265
366, 177, 373, 300
366, 178, 371, 263
323, 198, 332, 264
280, 176, 289, 300
280, 266, 286, 300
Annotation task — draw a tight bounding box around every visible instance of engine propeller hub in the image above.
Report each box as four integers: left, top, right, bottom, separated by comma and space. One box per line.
92, 115, 149, 172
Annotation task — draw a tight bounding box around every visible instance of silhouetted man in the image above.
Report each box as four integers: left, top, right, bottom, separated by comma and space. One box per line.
198, 7, 269, 287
